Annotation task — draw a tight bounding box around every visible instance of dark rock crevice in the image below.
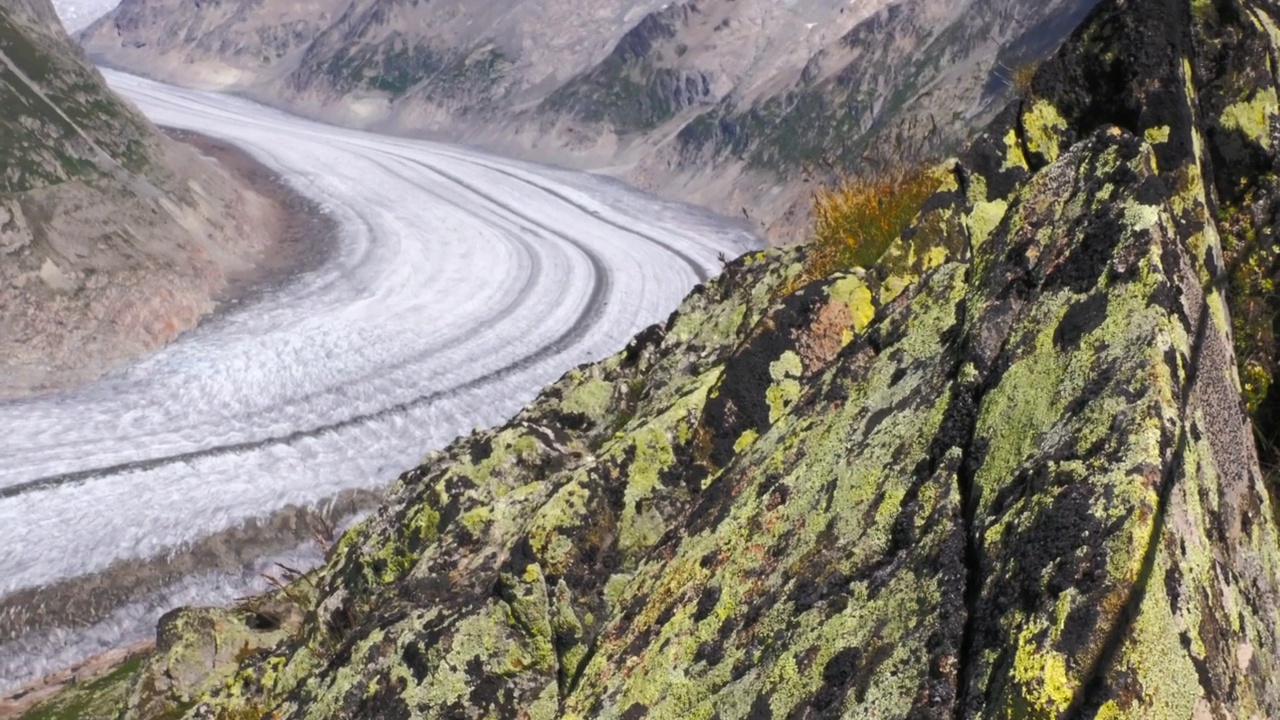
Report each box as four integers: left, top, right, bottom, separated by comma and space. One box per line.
945, 307, 987, 720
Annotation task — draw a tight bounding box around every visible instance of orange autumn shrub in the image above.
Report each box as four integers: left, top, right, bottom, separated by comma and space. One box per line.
801, 165, 938, 282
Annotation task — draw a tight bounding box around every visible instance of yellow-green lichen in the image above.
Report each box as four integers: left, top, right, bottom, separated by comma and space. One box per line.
969, 197, 1010, 250
612, 400, 694, 557
1145, 124, 1172, 145
1221, 86, 1278, 149
1010, 623, 1075, 717
964, 171, 1010, 251
879, 273, 916, 304
828, 275, 876, 332
766, 351, 804, 423
1123, 202, 1162, 233
1002, 127, 1031, 172
1022, 99, 1069, 162
1105, 556, 1206, 719
733, 428, 759, 453
562, 377, 615, 418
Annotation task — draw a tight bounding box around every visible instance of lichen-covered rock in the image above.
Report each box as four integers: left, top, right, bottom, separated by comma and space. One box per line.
47, 0, 1280, 717
120, 597, 305, 719
6, 652, 144, 720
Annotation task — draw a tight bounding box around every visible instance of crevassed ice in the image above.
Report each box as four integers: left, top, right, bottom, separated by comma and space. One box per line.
0, 71, 760, 692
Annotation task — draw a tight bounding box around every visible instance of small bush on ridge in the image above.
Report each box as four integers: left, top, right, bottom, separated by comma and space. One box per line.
800, 165, 938, 282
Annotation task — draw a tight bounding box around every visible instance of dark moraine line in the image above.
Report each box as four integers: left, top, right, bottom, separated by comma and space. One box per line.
184, 143, 697, 444
405, 145, 716, 283
0, 175, 617, 501
0, 488, 381, 643
124, 76, 718, 281
210, 151, 552, 420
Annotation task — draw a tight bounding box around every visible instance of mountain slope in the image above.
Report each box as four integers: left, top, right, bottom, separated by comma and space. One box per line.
27, 0, 1280, 716
0, 0, 277, 397
79, 0, 1099, 241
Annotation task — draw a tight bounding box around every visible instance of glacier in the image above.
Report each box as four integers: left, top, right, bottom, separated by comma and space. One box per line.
0, 71, 757, 690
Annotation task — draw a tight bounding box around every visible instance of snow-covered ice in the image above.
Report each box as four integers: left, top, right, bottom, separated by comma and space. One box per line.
0, 71, 758, 689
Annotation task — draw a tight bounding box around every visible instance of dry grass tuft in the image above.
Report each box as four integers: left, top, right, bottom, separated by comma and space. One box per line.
782, 114, 943, 291
1012, 61, 1039, 94
797, 165, 938, 284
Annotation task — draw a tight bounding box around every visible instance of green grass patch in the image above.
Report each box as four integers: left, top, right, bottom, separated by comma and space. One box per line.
18, 656, 145, 720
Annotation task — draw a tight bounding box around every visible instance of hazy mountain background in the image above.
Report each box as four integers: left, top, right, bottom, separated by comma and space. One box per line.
79, 0, 1101, 241
49, 0, 119, 32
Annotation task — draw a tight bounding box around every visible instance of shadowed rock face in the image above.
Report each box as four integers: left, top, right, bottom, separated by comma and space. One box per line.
29, 0, 1280, 717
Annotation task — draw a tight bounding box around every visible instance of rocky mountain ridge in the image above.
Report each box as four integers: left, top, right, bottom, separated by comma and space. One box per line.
20, 0, 1280, 716
0, 0, 280, 397
80, 0, 1100, 242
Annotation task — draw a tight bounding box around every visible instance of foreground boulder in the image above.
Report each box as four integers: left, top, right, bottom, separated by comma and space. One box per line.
27, 0, 1280, 716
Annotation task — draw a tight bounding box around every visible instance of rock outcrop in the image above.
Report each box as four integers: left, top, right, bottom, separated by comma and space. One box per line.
0, 0, 280, 397
78, 0, 1100, 242
27, 0, 1280, 716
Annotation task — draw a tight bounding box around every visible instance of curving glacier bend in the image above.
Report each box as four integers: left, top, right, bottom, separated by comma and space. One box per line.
0, 71, 757, 688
